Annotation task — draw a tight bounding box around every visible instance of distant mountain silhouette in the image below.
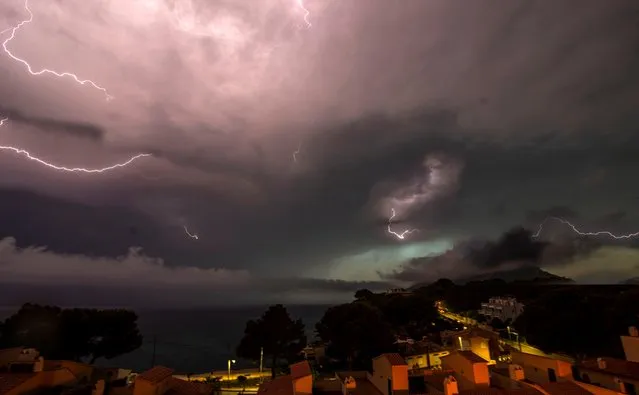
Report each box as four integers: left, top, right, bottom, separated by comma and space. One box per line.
619, 277, 639, 285
455, 265, 574, 284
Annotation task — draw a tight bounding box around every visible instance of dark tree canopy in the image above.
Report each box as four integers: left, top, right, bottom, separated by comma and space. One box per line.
0, 304, 142, 363
513, 287, 639, 358
236, 304, 306, 378
354, 289, 374, 301
316, 302, 395, 370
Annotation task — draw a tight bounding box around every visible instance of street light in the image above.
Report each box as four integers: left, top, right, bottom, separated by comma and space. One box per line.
227, 359, 236, 386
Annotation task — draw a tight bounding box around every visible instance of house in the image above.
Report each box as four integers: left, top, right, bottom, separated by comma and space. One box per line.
258, 354, 409, 395
441, 327, 502, 363
0, 352, 80, 395
440, 350, 490, 391
622, 326, 639, 363
132, 366, 213, 395
257, 360, 314, 395
0, 349, 40, 373
405, 350, 451, 370
574, 357, 638, 395
479, 297, 525, 323
509, 351, 573, 384
490, 359, 627, 395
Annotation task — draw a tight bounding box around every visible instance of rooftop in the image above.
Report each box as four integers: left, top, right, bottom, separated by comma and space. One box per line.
579, 357, 639, 381
137, 366, 175, 384
536, 382, 593, 395
290, 361, 312, 379
441, 350, 487, 364
376, 353, 407, 366
257, 375, 292, 395
0, 373, 36, 395
166, 378, 212, 395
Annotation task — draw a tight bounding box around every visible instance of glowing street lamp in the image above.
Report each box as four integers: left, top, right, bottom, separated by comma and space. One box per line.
227, 359, 236, 386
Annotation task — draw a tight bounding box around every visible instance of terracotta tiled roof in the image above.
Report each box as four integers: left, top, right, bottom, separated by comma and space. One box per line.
579, 357, 639, 381
459, 389, 539, 395
441, 350, 487, 364
0, 373, 36, 395
290, 361, 312, 379
377, 353, 407, 366
537, 382, 592, 395
167, 378, 212, 395
137, 366, 174, 383
257, 376, 293, 395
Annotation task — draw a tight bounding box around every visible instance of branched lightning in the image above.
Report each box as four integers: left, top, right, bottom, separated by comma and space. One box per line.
533, 216, 639, 240
296, 0, 312, 28
0, 116, 150, 173
184, 225, 199, 240
387, 208, 419, 240
2, 0, 114, 101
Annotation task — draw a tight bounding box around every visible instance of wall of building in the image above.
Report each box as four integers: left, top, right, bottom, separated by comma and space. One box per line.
369, 358, 391, 395
469, 338, 491, 362
621, 335, 639, 363
576, 369, 639, 394
293, 375, 313, 395
405, 352, 450, 369
441, 354, 476, 390
511, 352, 573, 384
391, 365, 408, 392
471, 363, 490, 387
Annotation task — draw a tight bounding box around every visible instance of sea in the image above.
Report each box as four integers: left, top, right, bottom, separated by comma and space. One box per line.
0, 305, 330, 374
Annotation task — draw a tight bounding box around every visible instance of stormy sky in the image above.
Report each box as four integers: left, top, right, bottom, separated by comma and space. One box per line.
0, 0, 638, 306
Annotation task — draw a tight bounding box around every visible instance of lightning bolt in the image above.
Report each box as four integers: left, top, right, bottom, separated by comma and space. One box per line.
2, 0, 114, 101
293, 142, 301, 162
387, 208, 419, 240
533, 216, 639, 240
184, 225, 199, 240
296, 0, 312, 28
0, 116, 150, 173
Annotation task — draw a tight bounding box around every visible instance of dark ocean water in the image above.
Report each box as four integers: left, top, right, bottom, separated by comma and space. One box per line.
0, 305, 330, 374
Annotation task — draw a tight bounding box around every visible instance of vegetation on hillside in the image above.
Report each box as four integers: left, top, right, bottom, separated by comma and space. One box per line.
0, 303, 143, 363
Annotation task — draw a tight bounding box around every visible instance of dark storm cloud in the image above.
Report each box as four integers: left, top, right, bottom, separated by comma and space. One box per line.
525, 206, 580, 224
0, 0, 638, 301
0, 106, 105, 141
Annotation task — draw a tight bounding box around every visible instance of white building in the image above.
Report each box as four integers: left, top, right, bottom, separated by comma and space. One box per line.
478, 296, 524, 323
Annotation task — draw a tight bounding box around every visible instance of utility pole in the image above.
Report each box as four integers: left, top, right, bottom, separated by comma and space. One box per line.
151, 335, 157, 367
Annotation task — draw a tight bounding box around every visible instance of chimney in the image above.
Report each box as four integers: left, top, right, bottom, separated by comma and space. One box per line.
33, 357, 44, 372
629, 326, 638, 337
344, 377, 356, 389
508, 364, 525, 381
443, 375, 459, 395
92, 380, 106, 395
597, 358, 607, 370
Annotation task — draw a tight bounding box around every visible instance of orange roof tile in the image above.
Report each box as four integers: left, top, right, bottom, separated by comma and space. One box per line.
167, 378, 212, 395
290, 361, 312, 379
377, 353, 407, 366
537, 382, 592, 395
459, 389, 540, 395
0, 373, 36, 395
441, 350, 487, 364
137, 366, 174, 383
579, 357, 639, 381
257, 376, 293, 395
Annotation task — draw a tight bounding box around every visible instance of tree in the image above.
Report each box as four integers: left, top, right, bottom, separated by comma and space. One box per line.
0, 304, 142, 363
237, 376, 247, 389
354, 289, 374, 301
316, 302, 395, 370
236, 304, 306, 378
382, 294, 438, 340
